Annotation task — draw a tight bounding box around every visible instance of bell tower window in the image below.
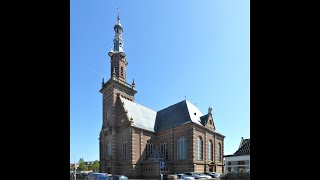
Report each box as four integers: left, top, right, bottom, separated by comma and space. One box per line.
115, 66, 119, 76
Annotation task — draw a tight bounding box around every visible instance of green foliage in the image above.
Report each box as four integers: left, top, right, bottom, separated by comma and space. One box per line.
89, 160, 100, 172
76, 158, 99, 172
78, 158, 88, 171
221, 172, 250, 180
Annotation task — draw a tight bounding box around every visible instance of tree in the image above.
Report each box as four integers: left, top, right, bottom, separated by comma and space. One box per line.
78, 158, 88, 171
89, 160, 100, 172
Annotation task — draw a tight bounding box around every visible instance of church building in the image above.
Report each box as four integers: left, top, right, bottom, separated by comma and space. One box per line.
99, 14, 225, 179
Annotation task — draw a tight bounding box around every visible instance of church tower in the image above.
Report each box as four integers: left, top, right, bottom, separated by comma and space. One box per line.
99, 13, 137, 173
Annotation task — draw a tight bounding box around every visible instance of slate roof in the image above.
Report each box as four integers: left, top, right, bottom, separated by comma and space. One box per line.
154, 100, 203, 132
120, 97, 157, 132
235, 138, 250, 155
120, 98, 221, 134
239, 138, 250, 149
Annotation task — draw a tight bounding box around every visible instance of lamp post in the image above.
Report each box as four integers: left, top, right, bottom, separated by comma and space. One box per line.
70, 155, 76, 180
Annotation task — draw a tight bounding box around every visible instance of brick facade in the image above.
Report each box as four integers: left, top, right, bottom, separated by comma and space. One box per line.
99, 92, 225, 178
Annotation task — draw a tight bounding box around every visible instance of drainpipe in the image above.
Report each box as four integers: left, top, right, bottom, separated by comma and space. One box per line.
173, 129, 175, 173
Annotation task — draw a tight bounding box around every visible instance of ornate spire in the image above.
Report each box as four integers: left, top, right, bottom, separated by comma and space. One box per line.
113, 9, 123, 52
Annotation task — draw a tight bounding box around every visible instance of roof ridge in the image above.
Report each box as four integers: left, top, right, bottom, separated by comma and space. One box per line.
157, 99, 187, 112
120, 97, 156, 112
184, 100, 193, 123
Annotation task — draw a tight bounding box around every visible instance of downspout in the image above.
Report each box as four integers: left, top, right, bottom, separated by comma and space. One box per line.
214, 133, 216, 172
130, 127, 132, 176
173, 128, 175, 173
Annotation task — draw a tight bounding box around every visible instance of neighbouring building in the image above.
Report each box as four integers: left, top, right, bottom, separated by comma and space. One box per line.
70, 163, 79, 171
70, 161, 96, 172
99, 13, 225, 179
224, 137, 250, 173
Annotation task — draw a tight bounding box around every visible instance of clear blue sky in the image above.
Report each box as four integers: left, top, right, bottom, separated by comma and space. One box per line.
71, 0, 249, 163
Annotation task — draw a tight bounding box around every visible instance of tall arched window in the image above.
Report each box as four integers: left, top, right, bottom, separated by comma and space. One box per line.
208, 140, 213, 161
160, 141, 168, 160
177, 136, 186, 160
197, 136, 203, 160
146, 140, 153, 159
218, 143, 222, 162
115, 66, 119, 75
107, 141, 112, 156
122, 139, 128, 160
105, 142, 108, 156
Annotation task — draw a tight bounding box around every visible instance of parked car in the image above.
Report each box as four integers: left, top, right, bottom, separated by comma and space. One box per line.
210, 172, 221, 178
199, 173, 212, 179
109, 175, 128, 180
183, 172, 205, 179
208, 172, 221, 178
87, 173, 109, 180
175, 173, 196, 180
81, 173, 89, 178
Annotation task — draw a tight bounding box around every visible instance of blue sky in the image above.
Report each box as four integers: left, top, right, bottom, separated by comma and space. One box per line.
71, 0, 249, 163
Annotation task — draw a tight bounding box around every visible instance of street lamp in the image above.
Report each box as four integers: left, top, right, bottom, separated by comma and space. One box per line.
70, 155, 76, 180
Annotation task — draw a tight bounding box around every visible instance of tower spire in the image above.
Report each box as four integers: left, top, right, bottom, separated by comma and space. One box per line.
108, 10, 127, 82
113, 9, 123, 52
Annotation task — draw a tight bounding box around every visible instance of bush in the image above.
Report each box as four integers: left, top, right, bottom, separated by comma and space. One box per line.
220, 172, 250, 180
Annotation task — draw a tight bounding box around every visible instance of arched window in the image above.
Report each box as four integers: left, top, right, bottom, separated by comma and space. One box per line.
146, 140, 153, 159
208, 140, 213, 161
122, 139, 128, 160
160, 141, 168, 160
197, 136, 203, 160
115, 66, 119, 75
218, 143, 222, 162
107, 141, 112, 156
177, 136, 186, 160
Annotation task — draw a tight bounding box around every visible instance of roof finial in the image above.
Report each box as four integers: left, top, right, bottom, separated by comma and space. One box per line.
208, 106, 213, 114
185, 96, 186, 100
132, 79, 135, 89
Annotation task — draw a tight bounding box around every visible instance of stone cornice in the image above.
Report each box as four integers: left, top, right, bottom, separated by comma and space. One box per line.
100, 78, 137, 94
